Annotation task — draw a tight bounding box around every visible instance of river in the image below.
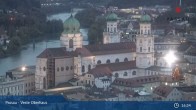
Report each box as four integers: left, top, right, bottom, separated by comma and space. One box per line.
0, 11, 88, 75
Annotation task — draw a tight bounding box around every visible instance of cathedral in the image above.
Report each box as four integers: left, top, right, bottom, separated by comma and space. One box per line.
35, 13, 170, 91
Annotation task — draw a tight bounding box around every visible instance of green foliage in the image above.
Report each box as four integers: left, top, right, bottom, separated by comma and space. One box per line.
7, 36, 21, 54
0, 46, 6, 58
0, 0, 41, 10
88, 17, 106, 44
75, 8, 102, 28
0, 0, 64, 57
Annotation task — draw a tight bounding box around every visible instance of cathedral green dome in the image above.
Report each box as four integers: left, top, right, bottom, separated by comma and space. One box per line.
63, 15, 80, 34
140, 14, 151, 23
106, 13, 119, 21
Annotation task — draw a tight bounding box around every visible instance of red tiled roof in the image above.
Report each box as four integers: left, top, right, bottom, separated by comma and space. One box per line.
75, 47, 93, 57
112, 75, 172, 88
88, 67, 112, 78
153, 85, 174, 98
112, 78, 143, 88
97, 61, 136, 71
37, 47, 77, 58
84, 42, 136, 55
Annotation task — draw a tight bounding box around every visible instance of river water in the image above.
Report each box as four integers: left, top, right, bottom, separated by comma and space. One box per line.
0, 11, 88, 75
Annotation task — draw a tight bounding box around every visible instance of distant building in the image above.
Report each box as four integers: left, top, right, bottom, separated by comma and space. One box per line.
184, 70, 196, 86
112, 75, 179, 94
177, 86, 196, 101
103, 13, 121, 44
0, 66, 35, 95
35, 14, 174, 93
153, 85, 182, 101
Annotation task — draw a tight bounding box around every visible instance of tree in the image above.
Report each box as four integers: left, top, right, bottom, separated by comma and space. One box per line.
0, 46, 6, 57
7, 36, 21, 54
75, 8, 102, 28
88, 17, 106, 44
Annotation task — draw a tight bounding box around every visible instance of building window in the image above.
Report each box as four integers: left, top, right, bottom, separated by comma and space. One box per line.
43, 67, 46, 71
88, 65, 91, 71
141, 30, 143, 34
124, 72, 128, 76
66, 66, 69, 71
124, 58, 128, 62
70, 66, 73, 70
140, 47, 142, 52
69, 39, 73, 48
57, 67, 59, 72
43, 77, 46, 89
106, 59, 111, 64
82, 65, 85, 72
148, 47, 150, 52
115, 73, 119, 78
97, 60, 101, 64
115, 58, 119, 63
132, 71, 136, 75
61, 67, 64, 71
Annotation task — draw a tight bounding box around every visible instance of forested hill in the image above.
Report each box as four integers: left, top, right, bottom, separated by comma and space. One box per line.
0, 0, 41, 10
107, 0, 196, 8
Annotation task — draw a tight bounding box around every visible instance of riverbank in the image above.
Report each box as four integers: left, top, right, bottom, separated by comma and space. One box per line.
0, 33, 61, 58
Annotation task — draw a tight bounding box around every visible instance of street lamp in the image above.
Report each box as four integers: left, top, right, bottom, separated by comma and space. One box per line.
164, 50, 178, 67
21, 66, 26, 71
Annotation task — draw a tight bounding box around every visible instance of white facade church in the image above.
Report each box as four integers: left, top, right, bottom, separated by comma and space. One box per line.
35, 13, 170, 91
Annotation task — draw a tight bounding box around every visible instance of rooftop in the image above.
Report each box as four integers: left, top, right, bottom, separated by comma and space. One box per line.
37, 47, 77, 58
153, 85, 174, 98
112, 75, 179, 88
96, 61, 136, 71
176, 86, 196, 92
84, 42, 136, 55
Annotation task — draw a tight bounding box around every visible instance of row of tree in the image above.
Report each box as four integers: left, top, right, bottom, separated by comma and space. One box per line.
107, 0, 196, 8
0, 0, 64, 57
75, 8, 106, 44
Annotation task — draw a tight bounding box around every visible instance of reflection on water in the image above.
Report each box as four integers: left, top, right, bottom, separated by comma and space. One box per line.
0, 11, 88, 75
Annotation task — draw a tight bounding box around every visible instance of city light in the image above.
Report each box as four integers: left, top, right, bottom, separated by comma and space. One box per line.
164, 50, 178, 67
21, 66, 26, 71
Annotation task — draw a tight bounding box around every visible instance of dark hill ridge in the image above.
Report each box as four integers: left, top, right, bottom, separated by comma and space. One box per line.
0, 0, 41, 10
107, 0, 196, 8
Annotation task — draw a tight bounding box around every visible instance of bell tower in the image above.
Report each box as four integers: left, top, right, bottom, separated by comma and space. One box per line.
103, 13, 121, 44
60, 15, 83, 51
136, 14, 154, 68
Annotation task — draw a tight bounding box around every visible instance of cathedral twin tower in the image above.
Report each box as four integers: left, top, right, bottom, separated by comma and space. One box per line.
60, 13, 154, 69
